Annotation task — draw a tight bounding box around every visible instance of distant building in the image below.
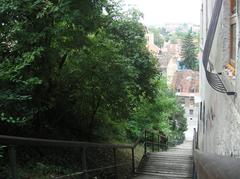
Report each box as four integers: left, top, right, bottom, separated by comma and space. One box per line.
172, 70, 199, 95
172, 70, 199, 140
163, 42, 181, 57
160, 23, 200, 33
166, 57, 178, 85
145, 32, 160, 56
163, 42, 181, 79
158, 53, 172, 74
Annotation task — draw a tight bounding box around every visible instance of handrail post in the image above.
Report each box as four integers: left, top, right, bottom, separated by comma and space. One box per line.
158, 134, 160, 152
113, 148, 118, 179
192, 128, 197, 179
193, 128, 197, 150
144, 130, 147, 155
152, 133, 154, 152
131, 148, 135, 174
8, 145, 18, 179
81, 147, 88, 179
196, 129, 199, 149
192, 162, 197, 179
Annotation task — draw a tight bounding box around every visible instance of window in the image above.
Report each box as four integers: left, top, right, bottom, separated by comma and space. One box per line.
203, 103, 206, 133
190, 109, 194, 115
230, 23, 236, 66
190, 97, 194, 105
229, 0, 237, 73
179, 97, 185, 104
190, 117, 193, 120
200, 102, 203, 120
231, 0, 236, 14
177, 88, 181, 93
190, 88, 195, 93
195, 87, 199, 93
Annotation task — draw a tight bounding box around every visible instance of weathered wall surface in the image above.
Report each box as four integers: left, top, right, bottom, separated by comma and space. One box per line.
184, 101, 198, 141
199, 0, 240, 158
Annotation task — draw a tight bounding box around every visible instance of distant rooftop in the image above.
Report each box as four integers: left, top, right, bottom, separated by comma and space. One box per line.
172, 70, 199, 94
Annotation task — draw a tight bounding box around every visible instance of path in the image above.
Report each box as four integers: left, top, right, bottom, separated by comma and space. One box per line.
133, 141, 193, 179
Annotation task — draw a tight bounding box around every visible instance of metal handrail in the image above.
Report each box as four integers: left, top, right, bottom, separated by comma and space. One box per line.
0, 135, 132, 149
202, 0, 236, 95
192, 128, 198, 179
0, 128, 167, 179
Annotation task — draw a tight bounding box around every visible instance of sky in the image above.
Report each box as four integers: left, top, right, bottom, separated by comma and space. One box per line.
123, 0, 201, 26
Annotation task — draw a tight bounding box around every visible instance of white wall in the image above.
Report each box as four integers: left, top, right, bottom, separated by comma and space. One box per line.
199, 0, 240, 157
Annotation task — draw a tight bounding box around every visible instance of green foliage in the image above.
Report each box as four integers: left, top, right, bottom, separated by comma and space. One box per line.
0, 146, 4, 159
52, 8, 158, 140
169, 33, 178, 44
0, 0, 186, 144
0, 0, 110, 126
0, 1, 188, 177
128, 77, 187, 140
0, 0, 160, 140
180, 30, 199, 71
148, 27, 165, 48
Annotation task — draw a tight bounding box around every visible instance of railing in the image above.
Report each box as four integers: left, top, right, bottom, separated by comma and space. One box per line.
192, 128, 240, 179
0, 129, 168, 179
202, 0, 236, 95
192, 128, 198, 179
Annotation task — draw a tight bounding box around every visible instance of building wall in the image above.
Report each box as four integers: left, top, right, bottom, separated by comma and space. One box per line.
184, 97, 199, 141
172, 69, 199, 141
199, 0, 240, 157
145, 32, 160, 56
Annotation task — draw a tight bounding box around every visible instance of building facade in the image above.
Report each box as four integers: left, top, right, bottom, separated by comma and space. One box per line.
172, 70, 200, 140
199, 0, 240, 157
145, 32, 160, 56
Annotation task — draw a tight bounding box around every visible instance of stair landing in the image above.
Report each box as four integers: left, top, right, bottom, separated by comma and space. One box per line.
133, 141, 193, 179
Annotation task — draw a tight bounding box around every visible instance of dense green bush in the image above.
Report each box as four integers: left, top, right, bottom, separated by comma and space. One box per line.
127, 77, 187, 141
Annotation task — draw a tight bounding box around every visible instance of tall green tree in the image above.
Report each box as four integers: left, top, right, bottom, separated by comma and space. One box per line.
0, 0, 186, 144
0, 1, 159, 140
149, 27, 164, 48
0, 0, 113, 134
57, 8, 158, 140
180, 30, 198, 70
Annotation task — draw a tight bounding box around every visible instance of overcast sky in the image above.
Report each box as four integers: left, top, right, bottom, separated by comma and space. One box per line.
123, 0, 201, 25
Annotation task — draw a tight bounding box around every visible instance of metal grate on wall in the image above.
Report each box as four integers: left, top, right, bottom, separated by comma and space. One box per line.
202, 0, 236, 96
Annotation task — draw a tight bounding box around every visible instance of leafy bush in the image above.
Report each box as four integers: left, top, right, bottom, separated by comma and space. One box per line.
127, 77, 187, 141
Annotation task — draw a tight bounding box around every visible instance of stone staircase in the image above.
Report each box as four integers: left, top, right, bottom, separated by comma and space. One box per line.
133, 141, 193, 179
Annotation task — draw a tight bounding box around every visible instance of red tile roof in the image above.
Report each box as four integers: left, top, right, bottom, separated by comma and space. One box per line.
172, 70, 199, 93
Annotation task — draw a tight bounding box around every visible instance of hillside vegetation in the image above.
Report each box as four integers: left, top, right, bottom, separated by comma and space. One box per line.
0, 0, 186, 177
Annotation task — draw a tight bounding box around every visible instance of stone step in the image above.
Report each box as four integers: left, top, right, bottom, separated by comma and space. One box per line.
132, 141, 193, 179
139, 164, 192, 170
137, 169, 191, 176
142, 157, 193, 162
146, 155, 192, 159
133, 172, 192, 179
140, 161, 192, 166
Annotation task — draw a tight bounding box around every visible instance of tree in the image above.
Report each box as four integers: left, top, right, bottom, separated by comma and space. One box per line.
0, 0, 114, 133
0, 0, 185, 145
180, 30, 198, 71
148, 27, 164, 48
159, 27, 170, 42
0, 1, 159, 140
61, 8, 159, 140
0, 1, 188, 177
127, 77, 187, 141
